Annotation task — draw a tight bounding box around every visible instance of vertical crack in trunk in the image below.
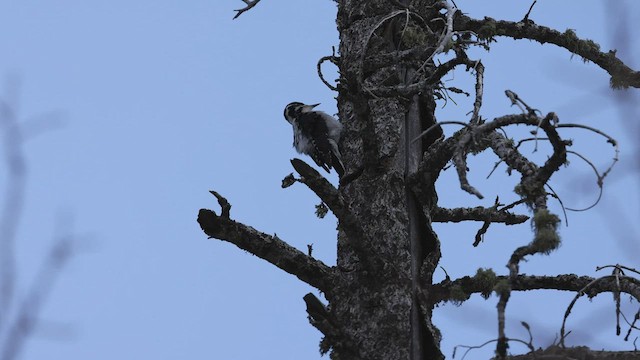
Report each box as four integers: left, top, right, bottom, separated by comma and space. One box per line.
404, 90, 425, 360
404, 78, 443, 360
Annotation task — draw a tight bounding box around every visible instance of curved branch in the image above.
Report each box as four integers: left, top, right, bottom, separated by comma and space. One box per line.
454, 14, 640, 88
318, 53, 339, 92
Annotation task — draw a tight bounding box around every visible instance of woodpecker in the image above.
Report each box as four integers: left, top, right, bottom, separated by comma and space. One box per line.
283, 102, 345, 178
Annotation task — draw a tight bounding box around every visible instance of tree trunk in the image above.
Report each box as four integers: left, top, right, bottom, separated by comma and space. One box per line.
200, 2, 640, 359
328, 1, 443, 358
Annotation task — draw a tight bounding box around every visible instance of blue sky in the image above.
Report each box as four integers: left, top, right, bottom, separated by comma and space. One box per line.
0, 1, 638, 359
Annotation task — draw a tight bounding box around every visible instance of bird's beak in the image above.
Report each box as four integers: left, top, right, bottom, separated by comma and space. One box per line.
309, 103, 320, 108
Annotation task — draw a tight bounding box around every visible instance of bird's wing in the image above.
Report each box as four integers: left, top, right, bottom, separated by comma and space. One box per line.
297, 112, 334, 172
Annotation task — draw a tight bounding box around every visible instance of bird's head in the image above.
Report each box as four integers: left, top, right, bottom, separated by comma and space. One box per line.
284, 102, 320, 123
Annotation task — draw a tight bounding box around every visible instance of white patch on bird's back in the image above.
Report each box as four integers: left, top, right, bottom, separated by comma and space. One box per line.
292, 122, 314, 154
318, 111, 342, 141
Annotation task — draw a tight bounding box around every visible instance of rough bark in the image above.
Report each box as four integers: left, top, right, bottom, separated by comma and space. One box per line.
199, 1, 640, 359
330, 1, 445, 359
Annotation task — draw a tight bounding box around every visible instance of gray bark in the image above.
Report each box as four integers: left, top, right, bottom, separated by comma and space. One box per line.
198, 1, 640, 359
331, 2, 443, 358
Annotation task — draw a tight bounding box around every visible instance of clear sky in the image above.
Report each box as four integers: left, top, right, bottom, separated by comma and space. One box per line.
0, 0, 638, 359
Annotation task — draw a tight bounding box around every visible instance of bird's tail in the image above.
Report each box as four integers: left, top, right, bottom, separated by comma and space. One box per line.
329, 139, 345, 178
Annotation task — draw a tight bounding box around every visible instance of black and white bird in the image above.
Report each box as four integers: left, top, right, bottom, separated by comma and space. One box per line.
283, 102, 345, 178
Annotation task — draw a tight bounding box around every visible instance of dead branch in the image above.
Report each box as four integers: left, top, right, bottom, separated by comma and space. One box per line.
469, 60, 484, 124
453, 336, 533, 360
233, 0, 262, 20
452, 132, 484, 199
318, 50, 340, 92
414, 0, 456, 78
428, 48, 470, 83
428, 273, 640, 305
197, 192, 334, 292
560, 265, 640, 346
303, 292, 342, 345
454, 14, 640, 88
290, 159, 366, 243
431, 205, 528, 225
521, 0, 537, 23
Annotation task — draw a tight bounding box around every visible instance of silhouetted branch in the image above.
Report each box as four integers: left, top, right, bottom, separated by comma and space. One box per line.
560, 265, 640, 346
318, 50, 339, 92
290, 159, 366, 243
428, 273, 640, 305
453, 336, 533, 360
454, 14, 640, 88
469, 60, 484, 124
197, 192, 334, 292
304, 292, 344, 351
233, 0, 262, 20
431, 206, 528, 225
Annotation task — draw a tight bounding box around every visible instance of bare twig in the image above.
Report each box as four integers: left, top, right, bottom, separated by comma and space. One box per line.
429, 273, 640, 306
209, 190, 231, 218
469, 60, 484, 124
564, 150, 604, 212
453, 336, 533, 360
544, 184, 569, 226
521, 0, 537, 23
505, 90, 539, 116
415, 0, 456, 78
411, 120, 469, 144
472, 197, 500, 246
556, 123, 619, 183
520, 321, 534, 349
623, 309, 640, 341
452, 134, 484, 199
429, 48, 469, 83
233, 0, 262, 20
318, 49, 340, 92
597, 264, 640, 276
